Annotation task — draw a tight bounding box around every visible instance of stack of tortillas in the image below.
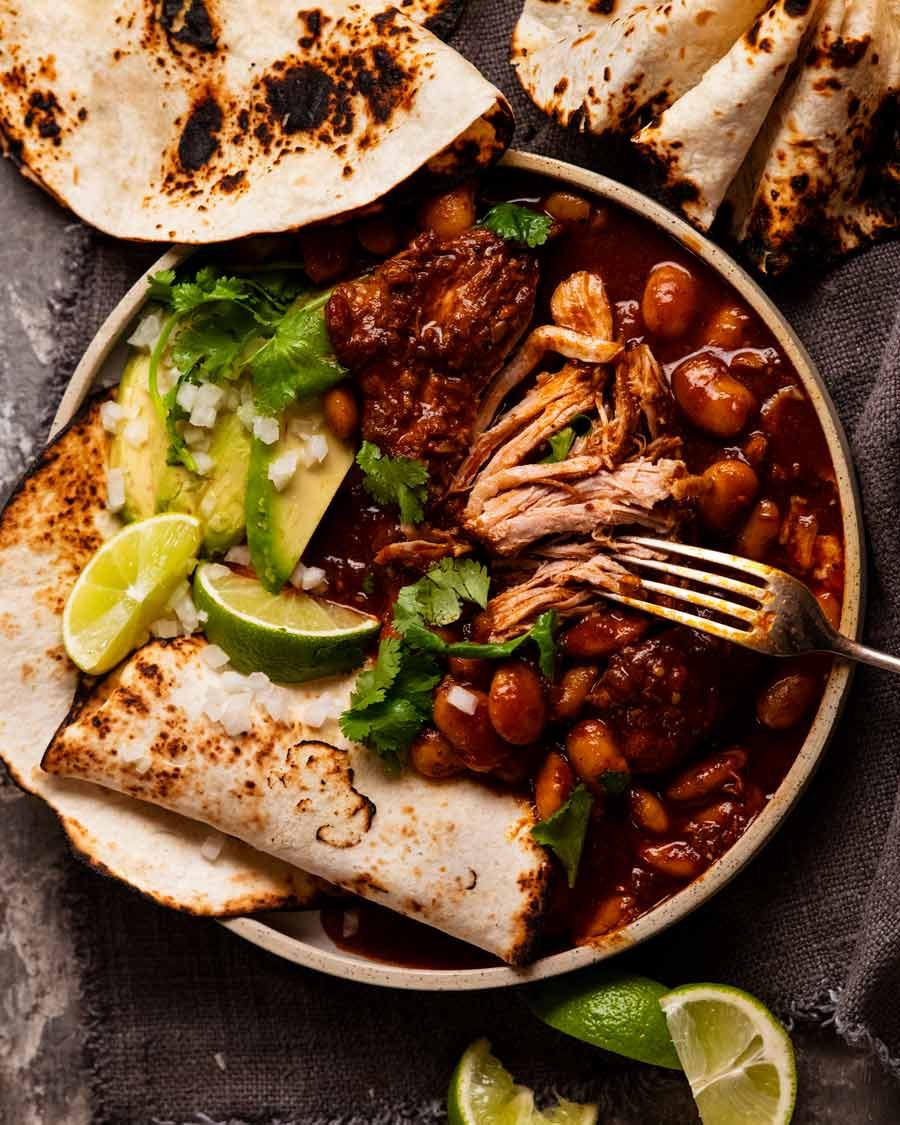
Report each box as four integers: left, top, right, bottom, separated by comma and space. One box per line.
513, 0, 899, 273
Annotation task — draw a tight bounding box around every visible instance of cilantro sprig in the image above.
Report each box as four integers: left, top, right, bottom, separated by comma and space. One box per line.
144, 264, 345, 467
356, 441, 429, 525
532, 784, 594, 887
394, 558, 490, 630
480, 203, 553, 248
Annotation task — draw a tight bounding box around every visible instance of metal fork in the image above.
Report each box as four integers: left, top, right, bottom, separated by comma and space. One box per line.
604, 536, 900, 675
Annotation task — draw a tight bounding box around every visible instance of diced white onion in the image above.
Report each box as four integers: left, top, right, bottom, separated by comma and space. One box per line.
203, 563, 231, 580
201, 832, 225, 863
224, 544, 251, 566
118, 739, 147, 763
105, 468, 126, 513
100, 400, 124, 433
219, 670, 250, 694
195, 382, 224, 410
447, 686, 478, 715
123, 418, 149, 447
267, 449, 300, 491
298, 433, 328, 468
150, 618, 181, 639
303, 694, 338, 729
289, 561, 328, 593
176, 382, 200, 413
253, 415, 280, 445
219, 693, 253, 736
156, 363, 177, 396
172, 592, 200, 634
259, 687, 290, 723
200, 644, 230, 669
127, 310, 163, 351
192, 451, 214, 476
197, 609, 208, 625
248, 671, 271, 692
190, 403, 218, 429
237, 401, 257, 430
182, 425, 211, 452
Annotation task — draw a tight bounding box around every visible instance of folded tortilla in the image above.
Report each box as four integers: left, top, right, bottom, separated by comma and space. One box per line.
0, 400, 321, 915
728, 0, 900, 273
43, 637, 551, 963
0, 0, 510, 242
511, 0, 770, 134
632, 0, 824, 230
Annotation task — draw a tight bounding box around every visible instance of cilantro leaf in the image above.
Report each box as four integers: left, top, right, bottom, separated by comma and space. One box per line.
541, 415, 592, 464
529, 611, 559, 680
249, 292, 346, 415
339, 636, 440, 764
147, 268, 176, 304
394, 558, 491, 634
171, 303, 258, 383
480, 203, 553, 249
532, 783, 593, 887
356, 442, 429, 525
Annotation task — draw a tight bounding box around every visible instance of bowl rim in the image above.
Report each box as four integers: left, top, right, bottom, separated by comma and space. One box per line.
54, 148, 864, 992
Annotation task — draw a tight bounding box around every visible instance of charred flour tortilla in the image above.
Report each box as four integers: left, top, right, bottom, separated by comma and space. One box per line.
43, 637, 551, 963
728, 0, 900, 273
0, 0, 509, 242
0, 401, 320, 915
633, 0, 824, 230
512, 0, 899, 271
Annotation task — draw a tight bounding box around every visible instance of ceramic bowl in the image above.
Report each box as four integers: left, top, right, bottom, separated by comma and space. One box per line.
54, 150, 864, 991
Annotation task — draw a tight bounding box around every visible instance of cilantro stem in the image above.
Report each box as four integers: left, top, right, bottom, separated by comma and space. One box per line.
147, 311, 180, 431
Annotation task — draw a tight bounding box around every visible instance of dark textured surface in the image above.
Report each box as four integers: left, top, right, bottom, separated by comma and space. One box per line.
2, 1, 900, 1121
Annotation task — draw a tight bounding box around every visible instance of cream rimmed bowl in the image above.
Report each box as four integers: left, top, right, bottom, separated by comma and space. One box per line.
53, 150, 864, 991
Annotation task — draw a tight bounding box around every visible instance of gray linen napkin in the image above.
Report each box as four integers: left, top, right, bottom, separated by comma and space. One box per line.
13, 1, 900, 1120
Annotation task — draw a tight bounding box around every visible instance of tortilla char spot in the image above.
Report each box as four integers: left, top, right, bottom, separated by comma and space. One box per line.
695, 9, 713, 26
160, 0, 218, 52
264, 63, 334, 134
178, 95, 222, 171
553, 77, 568, 96
217, 169, 246, 192
590, 0, 616, 13
297, 8, 325, 48
785, 0, 813, 14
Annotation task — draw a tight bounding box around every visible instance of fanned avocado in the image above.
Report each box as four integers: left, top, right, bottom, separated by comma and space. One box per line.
246, 401, 354, 592
109, 353, 198, 521
198, 410, 253, 554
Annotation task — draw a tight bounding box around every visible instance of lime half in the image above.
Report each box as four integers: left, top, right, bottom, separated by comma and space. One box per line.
659, 984, 796, 1125
528, 969, 681, 1070
63, 513, 202, 674
448, 1039, 597, 1125
193, 561, 379, 682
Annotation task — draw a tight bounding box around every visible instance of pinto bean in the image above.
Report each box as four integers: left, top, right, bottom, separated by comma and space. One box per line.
419, 184, 476, 239
322, 386, 359, 440
735, 499, 780, 560
562, 609, 649, 658
432, 678, 507, 772
702, 304, 753, 350
535, 752, 575, 821
549, 665, 597, 720
641, 263, 698, 339
356, 215, 400, 257
671, 354, 757, 437
816, 590, 842, 630
488, 661, 547, 745
299, 224, 353, 283
628, 787, 670, 835
665, 748, 748, 803
637, 840, 704, 880
544, 191, 592, 224
447, 655, 493, 688
409, 729, 464, 779
756, 672, 819, 730
566, 718, 629, 793
577, 892, 637, 941
698, 459, 759, 532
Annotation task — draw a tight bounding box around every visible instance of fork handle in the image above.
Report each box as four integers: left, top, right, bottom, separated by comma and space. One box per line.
828, 633, 900, 676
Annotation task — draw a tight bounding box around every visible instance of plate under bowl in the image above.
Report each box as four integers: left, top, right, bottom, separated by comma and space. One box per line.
55, 149, 864, 991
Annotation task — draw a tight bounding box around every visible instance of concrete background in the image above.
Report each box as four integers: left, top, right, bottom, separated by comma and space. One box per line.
1, 156, 899, 1123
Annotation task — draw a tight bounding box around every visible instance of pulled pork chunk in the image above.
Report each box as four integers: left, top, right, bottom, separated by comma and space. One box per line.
326, 227, 538, 489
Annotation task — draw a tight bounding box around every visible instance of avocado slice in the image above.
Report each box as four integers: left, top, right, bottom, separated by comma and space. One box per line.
109, 352, 199, 521
198, 410, 253, 554
246, 401, 354, 592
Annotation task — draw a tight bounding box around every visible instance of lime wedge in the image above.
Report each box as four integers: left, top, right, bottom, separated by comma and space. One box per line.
659, 984, 796, 1125
63, 513, 202, 674
528, 969, 681, 1070
193, 561, 379, 682
448, 1039, 597, 1125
